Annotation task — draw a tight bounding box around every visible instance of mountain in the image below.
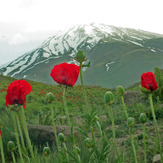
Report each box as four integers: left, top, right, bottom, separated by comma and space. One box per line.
1, 23, 163, 88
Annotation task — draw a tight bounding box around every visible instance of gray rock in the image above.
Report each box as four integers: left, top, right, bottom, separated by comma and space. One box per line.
123, 91, 145, 106
28, 124, 78, 147
153, 154, 161, 163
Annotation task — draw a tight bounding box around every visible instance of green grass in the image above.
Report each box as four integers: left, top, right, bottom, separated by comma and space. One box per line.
0, 74, 163, 162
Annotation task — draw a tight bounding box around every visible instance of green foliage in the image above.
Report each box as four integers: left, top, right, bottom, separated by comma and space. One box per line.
0, 74, 163, 162
90, 139, 111, 162
154, 66, 163, 102
0, 110, 17, 162
160, 86, 163, 100
38, 110, 52, 125
154, 66, 162, 87
83, 108, 98, 129
146, 105, 163, 120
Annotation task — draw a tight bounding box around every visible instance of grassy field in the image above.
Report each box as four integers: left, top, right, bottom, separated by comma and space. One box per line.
0, 74, 163, 162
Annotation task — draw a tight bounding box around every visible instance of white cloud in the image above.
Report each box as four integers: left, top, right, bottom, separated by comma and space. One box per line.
1, 0, 163, 34
9, 33, 29, 45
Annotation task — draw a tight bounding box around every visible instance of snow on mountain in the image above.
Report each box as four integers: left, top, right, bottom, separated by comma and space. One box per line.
106, 61, 115, 71
1, 23, 163, 77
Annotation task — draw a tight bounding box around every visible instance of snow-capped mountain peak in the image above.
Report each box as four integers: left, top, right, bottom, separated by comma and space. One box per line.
0, 23, 163, 87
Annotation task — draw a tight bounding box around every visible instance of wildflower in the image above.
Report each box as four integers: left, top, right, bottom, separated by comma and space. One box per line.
6, 80, 31, 108
0, 131, 2, 137
141, 72, 158, 91
50, 63, 80, 86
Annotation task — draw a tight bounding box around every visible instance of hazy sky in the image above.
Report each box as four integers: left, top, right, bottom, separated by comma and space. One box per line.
0, 0, 163, 65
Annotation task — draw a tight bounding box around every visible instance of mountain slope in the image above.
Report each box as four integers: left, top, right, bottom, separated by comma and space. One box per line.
1, 23, 163, 88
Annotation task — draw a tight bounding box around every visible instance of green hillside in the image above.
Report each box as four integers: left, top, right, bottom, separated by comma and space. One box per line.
83, 39, 163, 88
0, 74, 110, 116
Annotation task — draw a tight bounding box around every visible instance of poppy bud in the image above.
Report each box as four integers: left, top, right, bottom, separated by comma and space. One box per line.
58, 133, 66, 143
75, 50, 87, 63
43, 147, 50, 157
7, 141, 15, 152
75, 146, 81, 154
139, 113, 147, 124
93, 115, 99, 122
139, 85, 151, 93
116, 85, 125, 96
104, 91, 114, 105
46, 92, 55, 103
127, 117, 135, 128
84, 138, 92, 148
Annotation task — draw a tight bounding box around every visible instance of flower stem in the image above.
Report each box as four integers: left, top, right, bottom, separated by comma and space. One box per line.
149, 93, 163, 162
142, 124, 146, 163
63, 142, 69, 163
50, 105, 61, 156
20, 107, 34, 159
129, 128, 137, 163
0, 135, 5, 163
63, 86, 71, 127
11, 151, 16, 163
45, 158, 48, 163
79, 63, 89, 111
90, 126, 95, 143
16, 113, 25, 149
63, 86, 81, 163
13, 112, 24, 163
108, 105, 120, 160
16, 112, 30, 162
96, 121, 102, 138
121, 96, 128, 119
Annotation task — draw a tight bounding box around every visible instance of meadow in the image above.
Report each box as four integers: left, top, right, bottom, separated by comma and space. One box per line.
0, 52, 163, 163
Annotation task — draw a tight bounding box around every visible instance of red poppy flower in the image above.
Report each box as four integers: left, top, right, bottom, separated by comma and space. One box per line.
50, 63, 80, 86
141, 72, 158, 91
0, 130, 2, 137
6, 80, 32, 108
